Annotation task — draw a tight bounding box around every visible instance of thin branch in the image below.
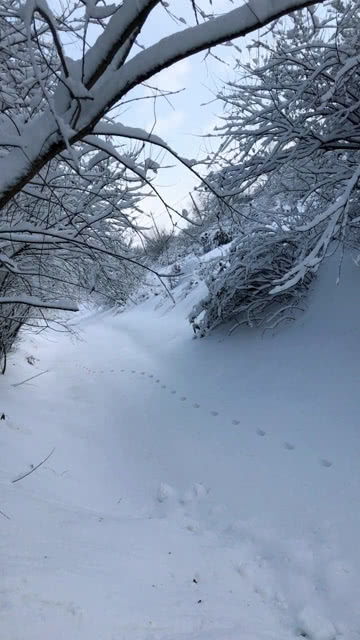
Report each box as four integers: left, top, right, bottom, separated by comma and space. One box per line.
12, 447, 55, 483
12, 369, 50, 388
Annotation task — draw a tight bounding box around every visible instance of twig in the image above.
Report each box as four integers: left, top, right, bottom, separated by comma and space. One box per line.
0, 508, 10, 520
12, 369, 49, 388
12, 448, 55, 483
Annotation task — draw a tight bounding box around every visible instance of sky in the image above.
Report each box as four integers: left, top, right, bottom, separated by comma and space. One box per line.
127, 2, 238, 227
52, 1, 254, 230
119, 1, 256, 229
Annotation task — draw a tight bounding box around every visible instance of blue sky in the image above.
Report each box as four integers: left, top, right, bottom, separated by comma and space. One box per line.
127, 1, 249, 227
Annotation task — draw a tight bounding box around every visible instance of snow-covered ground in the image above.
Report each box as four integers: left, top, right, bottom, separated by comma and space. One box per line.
1, 254, 360, 640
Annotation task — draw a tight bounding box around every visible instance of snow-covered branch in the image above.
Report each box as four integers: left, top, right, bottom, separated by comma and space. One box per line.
0, 0, 326, 209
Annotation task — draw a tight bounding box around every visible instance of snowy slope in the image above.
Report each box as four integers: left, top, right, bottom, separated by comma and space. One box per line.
1, 253, 360, 640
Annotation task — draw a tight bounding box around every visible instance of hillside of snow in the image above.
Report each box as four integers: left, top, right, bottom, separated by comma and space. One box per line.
1, 252, 360, 640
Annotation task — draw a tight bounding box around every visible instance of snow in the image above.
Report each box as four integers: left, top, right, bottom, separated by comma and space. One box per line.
1, 252, 360, 639
297, 607, 337, 640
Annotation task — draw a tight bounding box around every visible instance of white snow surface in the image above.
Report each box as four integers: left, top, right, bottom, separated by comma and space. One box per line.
1, 253, 360, 639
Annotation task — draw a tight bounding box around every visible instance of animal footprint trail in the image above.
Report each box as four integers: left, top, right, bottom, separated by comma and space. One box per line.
86, 363, 311, 470
113, 363, 314, 468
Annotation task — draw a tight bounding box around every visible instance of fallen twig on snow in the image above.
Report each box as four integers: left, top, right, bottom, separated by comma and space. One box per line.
12, 448, 55, 483
0, 508, 10, 520
12, 369, 49, 388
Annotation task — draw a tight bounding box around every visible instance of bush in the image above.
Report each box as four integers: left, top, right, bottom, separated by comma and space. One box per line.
190, 228, 314, 336
143, 229, 174, 262
200, 229, 232, 253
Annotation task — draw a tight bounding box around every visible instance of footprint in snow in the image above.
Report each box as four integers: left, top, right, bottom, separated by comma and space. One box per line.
193, 403, 200, 409
210, 410, 219, 416
180, 396, 187, 401
156, 379, 160, 383
161, 384, 166, 389
156, 482, 176, 503
232, 419, 240, 426
256, 429, 266, 437
171, 390, 177, 394
297, 605, 336, 640
149, 374, 154, 378
141, 371, 145, 375
284, 442, 295, 450
320, 458, 333, 468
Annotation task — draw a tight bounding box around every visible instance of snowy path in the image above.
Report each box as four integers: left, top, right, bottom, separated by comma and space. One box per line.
1, 257, 360, 640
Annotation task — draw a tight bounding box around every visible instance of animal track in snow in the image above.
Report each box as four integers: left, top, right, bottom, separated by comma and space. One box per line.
296, 605, 336, 640
256, 429, 266, 437
320, 458, 333, 468
284, 442, 295, 450
115, 364, 307, 462
156, 482, 176, 503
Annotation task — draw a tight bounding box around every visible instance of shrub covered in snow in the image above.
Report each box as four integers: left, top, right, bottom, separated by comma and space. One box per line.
190, 228, 315, 336
0, 300, 30, 373
200, 229, 233, 253
143, 229, 174, 262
